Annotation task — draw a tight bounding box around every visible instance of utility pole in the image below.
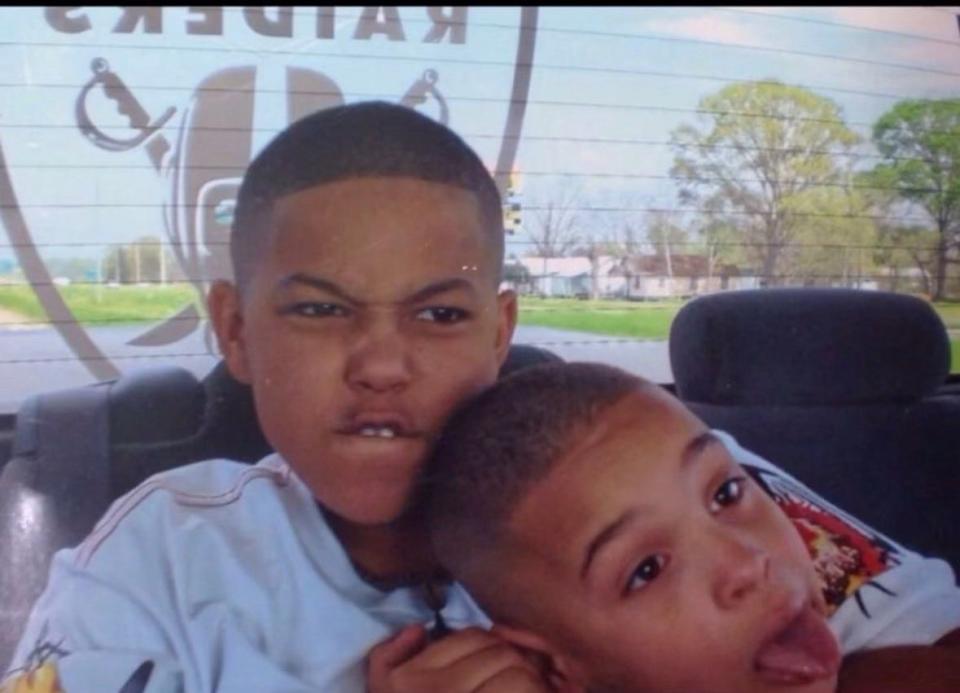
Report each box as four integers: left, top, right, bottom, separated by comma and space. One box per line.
160, 239, 167, 285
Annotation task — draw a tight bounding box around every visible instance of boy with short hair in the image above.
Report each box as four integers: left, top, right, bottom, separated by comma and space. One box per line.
5, 101, 540, 692
4, 102, 957, 693
425, 361, 960, 692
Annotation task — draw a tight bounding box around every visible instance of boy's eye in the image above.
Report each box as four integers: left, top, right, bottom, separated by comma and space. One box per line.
625, 555, 666, 594
415, 307, 469, 323
710, 476, 747, 513
287, 302, 349, 318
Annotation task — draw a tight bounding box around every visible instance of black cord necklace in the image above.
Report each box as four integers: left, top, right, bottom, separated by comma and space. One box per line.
422, 579, 451, 642
353, 563, 452, 641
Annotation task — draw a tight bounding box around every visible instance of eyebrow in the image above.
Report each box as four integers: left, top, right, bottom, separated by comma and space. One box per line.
682, 430, 722, 468
277, 273, 357, 303
580, 508, 640, 581
579, 430, 722, 581
403, 277, 478, 304
275, 273, 477, 306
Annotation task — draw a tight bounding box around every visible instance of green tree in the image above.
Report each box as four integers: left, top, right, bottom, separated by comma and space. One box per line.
645, 211, 689, 279
871, 99, 960, 300
873, 224, 938, 295
857, 168, 939, 295
781, 187, 878, 287
671, 80, 861, 284
502, 258, 533, 292
695, 217, 750, 280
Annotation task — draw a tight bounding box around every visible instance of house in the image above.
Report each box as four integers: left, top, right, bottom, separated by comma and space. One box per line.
510, 255, 626, 298
612, 254, 759, 299
517, 256, 590, 297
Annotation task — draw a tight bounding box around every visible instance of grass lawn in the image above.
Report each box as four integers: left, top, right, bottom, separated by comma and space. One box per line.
519, 297, 960, 372
1, 286, 957, 372
0, 283, 198, 325
933, 303, 959, 373
934, 302, 960, 330
518, 297, 682, 340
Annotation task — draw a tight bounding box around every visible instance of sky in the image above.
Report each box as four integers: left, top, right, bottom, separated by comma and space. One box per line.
1, 6, 958, 266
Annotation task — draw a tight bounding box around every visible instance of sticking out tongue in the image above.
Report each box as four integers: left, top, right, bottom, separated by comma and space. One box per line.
754, 607, 841, 685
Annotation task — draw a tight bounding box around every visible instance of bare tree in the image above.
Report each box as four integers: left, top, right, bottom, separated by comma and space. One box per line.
526, 185, 582, 257
646, 211, 689, 279
593, 191, 646, 258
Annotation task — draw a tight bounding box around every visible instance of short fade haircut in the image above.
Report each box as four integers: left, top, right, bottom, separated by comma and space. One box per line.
424, 362, 649, 596
230, 101, 505, 292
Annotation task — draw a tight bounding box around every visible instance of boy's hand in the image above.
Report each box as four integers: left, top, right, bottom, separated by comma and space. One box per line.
367, 624, 551, 693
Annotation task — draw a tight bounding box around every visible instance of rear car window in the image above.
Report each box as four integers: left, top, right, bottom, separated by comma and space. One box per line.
1, 6, 957, 411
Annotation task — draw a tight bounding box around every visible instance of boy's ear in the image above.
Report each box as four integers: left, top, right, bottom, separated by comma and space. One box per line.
207, 280, 252, 384
495, 288, 518, 366
491, 623, 588, 693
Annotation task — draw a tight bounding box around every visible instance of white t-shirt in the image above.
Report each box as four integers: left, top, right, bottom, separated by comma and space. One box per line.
718, 431, 960, 655
4, 455, 489, 693
4, 435, 960, 692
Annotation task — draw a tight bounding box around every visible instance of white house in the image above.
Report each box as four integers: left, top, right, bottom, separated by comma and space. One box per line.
513, 255, 626, 298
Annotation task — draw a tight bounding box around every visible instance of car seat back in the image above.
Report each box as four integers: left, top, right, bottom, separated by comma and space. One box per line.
669, 289, 960, 573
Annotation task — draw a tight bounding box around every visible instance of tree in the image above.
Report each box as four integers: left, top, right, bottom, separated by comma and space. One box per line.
645, 211, 689, 279
670, 80, 861, 285
695, 217, 749, 281
101, 236, 169, 284
593, 191, 647, 258
870, 99, 960, 300
873, 224, 938, 295
502, 257, 533, 293
857, 169, 938, 295
781, 187, 877, 287
526, 185, 582, 258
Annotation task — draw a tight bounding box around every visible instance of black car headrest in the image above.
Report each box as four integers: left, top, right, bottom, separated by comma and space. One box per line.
111, 365, 206, 445
108, 343, 565, 462
670, 289, 950, 406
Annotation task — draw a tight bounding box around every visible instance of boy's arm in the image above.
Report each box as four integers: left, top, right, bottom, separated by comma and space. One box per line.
837, 629, 960, 693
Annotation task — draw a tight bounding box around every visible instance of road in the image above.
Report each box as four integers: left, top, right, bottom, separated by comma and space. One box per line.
0, 323, 673, 411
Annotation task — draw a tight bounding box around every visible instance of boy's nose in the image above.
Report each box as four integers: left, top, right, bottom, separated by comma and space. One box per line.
710, 530, 771, 610
345, 326, 414, 393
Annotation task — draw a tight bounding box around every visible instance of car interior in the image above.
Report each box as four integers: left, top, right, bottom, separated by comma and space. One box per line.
1, 287, 958, 667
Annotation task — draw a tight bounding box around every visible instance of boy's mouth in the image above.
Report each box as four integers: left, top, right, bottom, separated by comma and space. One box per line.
357, 425, 400, 439
337, 414, 419, 440
753, 602, 841, 686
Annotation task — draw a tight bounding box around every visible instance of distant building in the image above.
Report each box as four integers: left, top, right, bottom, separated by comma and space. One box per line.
512, 255, 625, 298
505, 253, 761, 299
612, 254, 760, 299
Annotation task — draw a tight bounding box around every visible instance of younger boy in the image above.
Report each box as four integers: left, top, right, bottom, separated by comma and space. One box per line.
425, 362, 960, 692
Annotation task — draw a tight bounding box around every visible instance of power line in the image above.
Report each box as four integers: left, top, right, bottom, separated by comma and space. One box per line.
2, 97, 953, 135
0, 74, 918, 104
0, 134, 936, 165
0, 171, 947, 200
2, 31, 957, 82
0, 203, 935, 225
